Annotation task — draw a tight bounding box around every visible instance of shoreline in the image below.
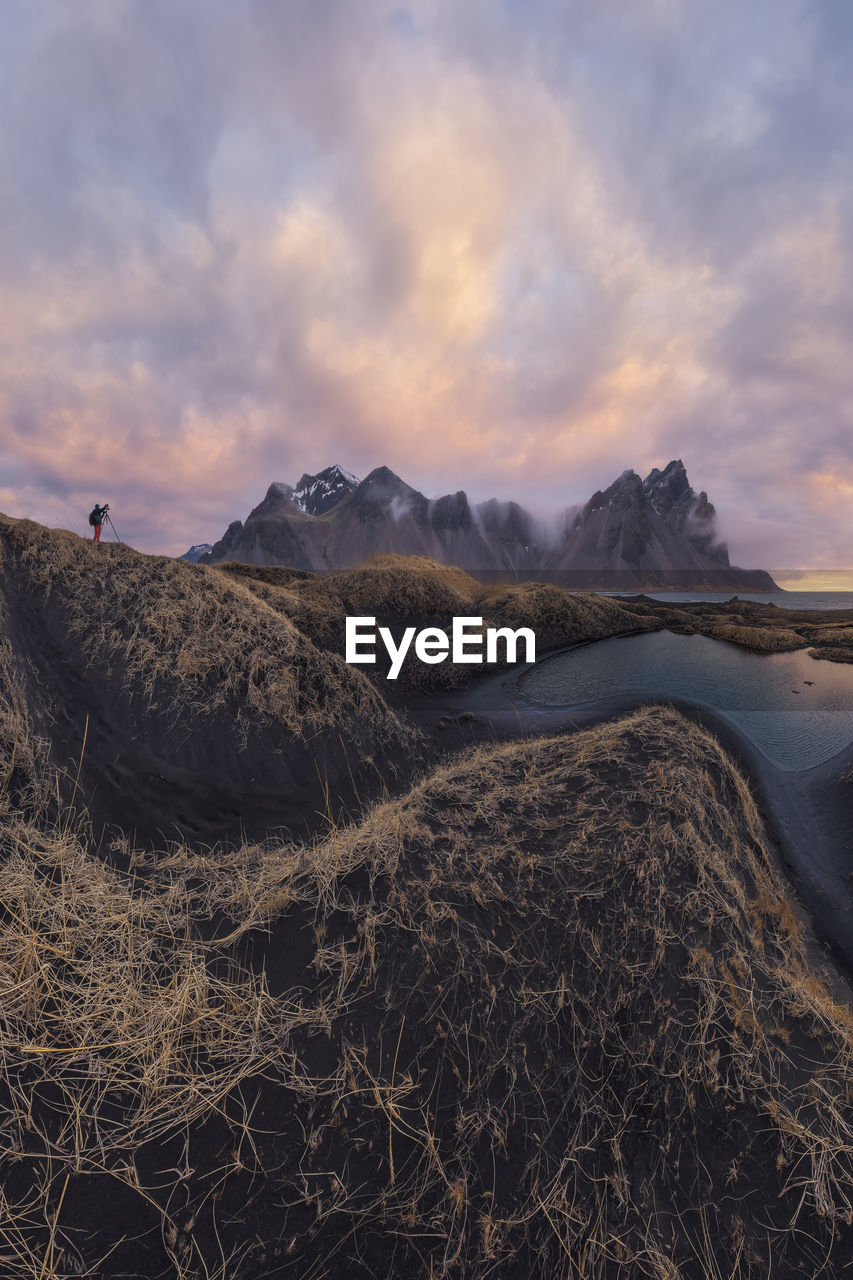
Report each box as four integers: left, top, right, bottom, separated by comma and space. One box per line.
405, 646, 853, 982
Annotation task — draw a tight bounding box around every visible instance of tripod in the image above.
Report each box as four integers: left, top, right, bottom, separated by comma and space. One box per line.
104, 511, 123, 543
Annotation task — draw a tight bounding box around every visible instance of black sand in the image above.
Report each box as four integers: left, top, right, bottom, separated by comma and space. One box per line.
409, 643, 853, 981
4, 529, 853, 1276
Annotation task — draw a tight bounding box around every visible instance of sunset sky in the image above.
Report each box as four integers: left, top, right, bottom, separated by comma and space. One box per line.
2, 0, 852, 566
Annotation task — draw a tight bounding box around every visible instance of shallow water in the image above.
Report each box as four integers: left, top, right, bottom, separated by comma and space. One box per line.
519, 631, 853, 771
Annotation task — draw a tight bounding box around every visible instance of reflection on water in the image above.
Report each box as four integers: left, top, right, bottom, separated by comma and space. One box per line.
519, 631, 853, 771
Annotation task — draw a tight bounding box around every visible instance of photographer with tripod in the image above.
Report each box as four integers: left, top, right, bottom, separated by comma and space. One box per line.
88, 502, 111, 543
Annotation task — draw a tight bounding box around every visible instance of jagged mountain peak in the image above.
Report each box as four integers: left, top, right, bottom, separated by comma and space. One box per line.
342, 466, 421, 514
193, 459, 767, 587
583, 469, 643, 515
360, 465, 412, 491
643, 459, 691, 512
260, 467, 361, 518
266, 481, 296, 502
295, 463, 357, 489
289, 465, 360, 516
250, 483, 304, 522
646, 458, 687, 482
639, 459, 729, 566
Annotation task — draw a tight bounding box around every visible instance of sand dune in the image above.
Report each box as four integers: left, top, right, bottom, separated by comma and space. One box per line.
0, 517, 412, 844
1, 522, 852, 1277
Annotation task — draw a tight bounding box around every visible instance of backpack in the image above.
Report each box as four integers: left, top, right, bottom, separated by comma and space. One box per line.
88, 507, 100, 527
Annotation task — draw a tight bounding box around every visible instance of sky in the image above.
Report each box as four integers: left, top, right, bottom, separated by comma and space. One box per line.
1, 0, 852, 567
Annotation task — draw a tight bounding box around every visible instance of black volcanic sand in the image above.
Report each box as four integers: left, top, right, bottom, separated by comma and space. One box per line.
6, 518, 850, 980
5, 547, 853, 1275
0, 524, 415, 850
9, 705, 853, 1277
406, 645, 853, 980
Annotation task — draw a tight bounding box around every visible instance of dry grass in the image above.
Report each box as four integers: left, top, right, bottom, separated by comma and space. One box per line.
0, 516, 411, 751
622, 597, 853, 665
1, 531, 853, 1274
215, 553, 853, 681
0, 822, 285, 1143
217, 555, 657, 691
806, 626, 853, 645
0, 598, 55, 821
182, 706, 853, 1276
3, 707, 852, 1274
700, 623, 804, 652
0, 812, 308, 1277
219, 555, 853, 680
475, 580, 653, 649
809, 646, 853, 664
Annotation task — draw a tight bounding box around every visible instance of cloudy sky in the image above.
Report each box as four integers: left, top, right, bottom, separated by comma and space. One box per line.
1, 0, 852, 567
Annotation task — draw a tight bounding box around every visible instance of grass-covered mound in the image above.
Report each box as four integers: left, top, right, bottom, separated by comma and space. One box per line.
0, 517, 411, 842
624, 595, 853, 662
809, 645, 853, 664
702, 622, 804, 651
220, 556, 853, 677
478, 578, 651, 648
218, 553, 482, 655
217, 554, 656, 690
808, 626, 853, 646
3, 707, 853, 1277
805, 626, 853, 664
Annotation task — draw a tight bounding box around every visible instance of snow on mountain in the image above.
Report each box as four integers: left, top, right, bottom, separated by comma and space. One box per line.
289, 465, 360, 516
263, 468, 360, 516
180, 543, 214, 563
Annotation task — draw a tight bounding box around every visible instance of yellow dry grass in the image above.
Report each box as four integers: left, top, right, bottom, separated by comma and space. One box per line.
0, 707, 845, 1274
809, 646, 853, 664
477, 579, 652, 646
0, 516, 409, 749
702, 623, 804, 652
216, 554, 656, 690
1, 530, 852, 1275
809, 626, 853, 645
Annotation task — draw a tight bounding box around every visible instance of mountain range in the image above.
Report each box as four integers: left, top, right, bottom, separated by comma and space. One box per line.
188, 461, 777, 590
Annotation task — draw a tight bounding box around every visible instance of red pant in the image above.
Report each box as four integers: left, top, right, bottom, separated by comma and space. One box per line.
93, 524, 101, 542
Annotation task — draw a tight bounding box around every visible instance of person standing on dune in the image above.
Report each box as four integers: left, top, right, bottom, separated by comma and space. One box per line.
88, 502, 109, 542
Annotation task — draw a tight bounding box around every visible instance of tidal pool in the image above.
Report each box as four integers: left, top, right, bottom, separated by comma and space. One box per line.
518, 630, 853, 771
